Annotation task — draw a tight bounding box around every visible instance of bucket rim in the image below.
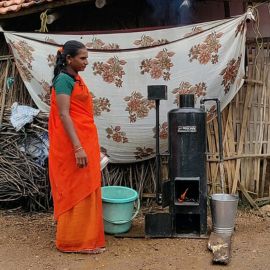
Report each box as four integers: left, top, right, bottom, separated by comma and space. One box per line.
210, 193, 239, 202
101, 185, 138, 203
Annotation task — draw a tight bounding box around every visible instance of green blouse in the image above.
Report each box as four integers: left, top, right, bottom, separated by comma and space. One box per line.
53, 72, 75, 96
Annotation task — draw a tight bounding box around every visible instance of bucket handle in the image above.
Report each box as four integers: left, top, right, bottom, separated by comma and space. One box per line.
103, 197, 140, 225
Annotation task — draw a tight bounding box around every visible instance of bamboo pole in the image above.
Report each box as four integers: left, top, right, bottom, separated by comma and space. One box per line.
232, 83, 254, 194
0, 60, 10, 125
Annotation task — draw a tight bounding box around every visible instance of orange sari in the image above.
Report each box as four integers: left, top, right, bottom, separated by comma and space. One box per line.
48, 75, 105, 252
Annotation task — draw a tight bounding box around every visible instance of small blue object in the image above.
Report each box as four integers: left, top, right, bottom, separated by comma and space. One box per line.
6, 77, 14, 90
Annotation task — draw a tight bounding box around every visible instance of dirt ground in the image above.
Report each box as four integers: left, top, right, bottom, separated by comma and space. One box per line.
0, 208, 269, 270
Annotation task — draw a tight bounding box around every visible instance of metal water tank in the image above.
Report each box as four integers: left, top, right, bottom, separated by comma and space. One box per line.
168, 94, 206, 182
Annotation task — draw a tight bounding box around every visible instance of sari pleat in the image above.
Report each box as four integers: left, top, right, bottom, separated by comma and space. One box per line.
56, 187, 105, 252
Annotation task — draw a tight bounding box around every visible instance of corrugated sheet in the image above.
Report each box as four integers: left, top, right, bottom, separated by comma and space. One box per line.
0, 0, 54, 15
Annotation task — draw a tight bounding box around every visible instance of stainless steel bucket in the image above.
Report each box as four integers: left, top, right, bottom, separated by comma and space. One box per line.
210, 193, 239, 234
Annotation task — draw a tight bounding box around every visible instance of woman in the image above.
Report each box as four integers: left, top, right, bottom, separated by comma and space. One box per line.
48, 40, 105, 253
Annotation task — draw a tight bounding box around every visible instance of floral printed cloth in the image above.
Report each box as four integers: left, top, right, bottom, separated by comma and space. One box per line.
4, 14, 247, 163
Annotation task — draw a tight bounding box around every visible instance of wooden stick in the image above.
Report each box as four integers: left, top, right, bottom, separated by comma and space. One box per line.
232, 80, 254, 194
238, 183, 260, 212
244, 79, 263, 85
208, 154, 270, 161
0, 60, 10, 125
0, 55, 13, 61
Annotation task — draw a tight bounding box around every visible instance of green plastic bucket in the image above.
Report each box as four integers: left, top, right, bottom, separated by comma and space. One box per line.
101, 186, 140, 234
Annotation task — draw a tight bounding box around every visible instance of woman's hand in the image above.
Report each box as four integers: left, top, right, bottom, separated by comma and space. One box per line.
75, 148, 88, 168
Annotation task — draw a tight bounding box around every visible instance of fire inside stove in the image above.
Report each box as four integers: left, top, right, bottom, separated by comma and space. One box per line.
175, 179, 200, 205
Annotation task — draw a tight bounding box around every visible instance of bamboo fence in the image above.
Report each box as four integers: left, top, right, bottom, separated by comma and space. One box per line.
0, 38, 270, 210
207, 41, 270, 207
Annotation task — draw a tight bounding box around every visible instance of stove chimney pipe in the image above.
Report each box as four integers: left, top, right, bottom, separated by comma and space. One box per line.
179, 94, 194, 108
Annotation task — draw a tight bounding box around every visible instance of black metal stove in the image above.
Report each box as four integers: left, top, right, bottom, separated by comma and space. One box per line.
145, 86, 207, 238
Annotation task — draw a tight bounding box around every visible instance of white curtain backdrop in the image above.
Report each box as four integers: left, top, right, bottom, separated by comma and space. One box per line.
4, 14, 247, 163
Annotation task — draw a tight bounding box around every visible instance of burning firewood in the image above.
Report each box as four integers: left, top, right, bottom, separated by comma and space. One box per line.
178, 188, 189, 203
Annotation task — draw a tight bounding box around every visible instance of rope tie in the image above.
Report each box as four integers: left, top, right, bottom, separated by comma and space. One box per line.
36, 9, 49, 33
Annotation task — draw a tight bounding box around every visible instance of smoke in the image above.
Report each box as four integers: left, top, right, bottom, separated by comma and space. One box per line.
180, 0, 192, 9
145, 0, 195, 26
179, 0, 195, 24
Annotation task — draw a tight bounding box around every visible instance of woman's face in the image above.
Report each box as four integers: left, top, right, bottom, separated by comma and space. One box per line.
67, 48, 88, 72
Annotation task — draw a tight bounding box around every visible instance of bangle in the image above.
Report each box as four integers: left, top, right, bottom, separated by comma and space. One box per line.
74, 146, 83, 153
74, 145, 82, 150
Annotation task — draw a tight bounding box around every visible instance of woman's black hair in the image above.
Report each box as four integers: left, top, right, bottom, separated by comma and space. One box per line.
53, 40, 85, 82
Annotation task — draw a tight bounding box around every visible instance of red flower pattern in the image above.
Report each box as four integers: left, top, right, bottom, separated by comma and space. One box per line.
10, 40, 34, 69
134, 35, 169, 48
189, 32, 223, 65
235, 20, 246, 37
106, 126, 128, 143
93, 57, 126, 87
124, 91, 155, 123
134, 147, 155, 160
86, 38, 120, 50
47, 54, 56, 67
38, 80, 51, 105
184, 27, 204, 38
172, 82, 207, 106
92, 93, 111, 116
220, 55, 242, 94
153, 122, 168, 140
140, 49, 175, 81
15, 59, 33, 82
